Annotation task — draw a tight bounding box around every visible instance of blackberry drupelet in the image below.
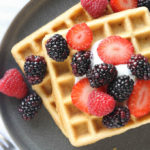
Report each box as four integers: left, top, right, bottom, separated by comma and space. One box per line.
138, 0, 150, 10
18, 93, 42, 120
107, 75, 134, 102
24, 55, 47, 85
102, 106, 130, 128
86, 63, 117, 88
71, 51, 91, 76
127, 54, 150, 80
45, 34, 70, 62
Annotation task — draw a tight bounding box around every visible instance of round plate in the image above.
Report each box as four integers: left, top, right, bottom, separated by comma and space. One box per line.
0, 0, 150, 149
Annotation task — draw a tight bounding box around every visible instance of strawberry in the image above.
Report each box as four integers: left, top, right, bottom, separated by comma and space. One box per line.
128, 80, 150, 118
88, 90, 116, 117
71, 78, 105, 113
66, 23, 93, 51
110, 0, 137, 12
81, 0, 108, 18
97, 36, 134, 65
0, 68, 28, 99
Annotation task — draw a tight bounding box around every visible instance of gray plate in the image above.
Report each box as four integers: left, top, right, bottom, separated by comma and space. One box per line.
0, 0, 150, 150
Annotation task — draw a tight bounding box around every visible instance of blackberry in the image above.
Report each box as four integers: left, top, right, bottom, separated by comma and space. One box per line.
24, 55, 47, 85
138, 0, 150, 10
45, 34, 70, 62
107, 75, 134, 102
86, 63, 117, 88
18, 93, 42, 120
103, 106, 130, 128
127, 54, 150, 80
71, 51, 91, 76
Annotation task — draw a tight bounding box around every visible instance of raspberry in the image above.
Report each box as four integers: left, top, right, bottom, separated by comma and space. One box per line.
107, 75, 134, 102
138, 0, 150, 10
71, 51, 91, 76
0, 69, 28, 99
45, 34, 70, 62
127, 54, 150, 80
86, 63, 117, 88
88, 90, 116, 117
18, 93, 42, 120
103, 106, 130, 128
81, 0, 108, 18
24, 55, 47, 85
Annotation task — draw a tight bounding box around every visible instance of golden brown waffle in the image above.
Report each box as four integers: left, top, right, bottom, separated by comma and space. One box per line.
11, 2, 113, 137
42, 7, 150, 147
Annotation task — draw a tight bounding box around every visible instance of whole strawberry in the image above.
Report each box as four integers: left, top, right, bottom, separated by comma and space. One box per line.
81, 0, 108, 18
0, 68, 28, 99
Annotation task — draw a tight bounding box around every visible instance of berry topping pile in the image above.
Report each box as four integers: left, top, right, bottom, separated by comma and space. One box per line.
88, 89, 116, 117
24, 55, 47, 85
97, 36, 134, 65
137, 0, 150, 10
107, 75, 134, 102
110, 0, 137, 12
81, 0, 108, 18
128, 80, 150, 118
45, 34, 70, 62
71, 51, 91, 76
18, 93, 42, 120
128, 54, 150, 80
86, 63, 117, 88
66, 23, 93, 51
0, 68, 28, 99
103, 106, 130, 128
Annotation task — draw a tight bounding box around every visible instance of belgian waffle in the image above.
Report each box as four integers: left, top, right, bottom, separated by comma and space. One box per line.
42, 7, 150, 146
11, 2, 113, 137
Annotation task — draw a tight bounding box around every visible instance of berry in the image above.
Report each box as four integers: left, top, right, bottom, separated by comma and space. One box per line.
127, 54, 150, 80
66, 23, 93, 51
128, 80, 150, 118
103, 106, 130, 128
110, 0, 137, 12
71, 51, 91, 76
24, 55, 47, 85
138, 0, 150, 10
86, 63, 117, 88
88, 90, 116, 117
81, 0, 108, 18
97, 36, 134, 65
18, 93, 42, 120
107, 75, 134, 102
45, 34, 70, 62
0, 69, 28, 99
71, 78, 94, 113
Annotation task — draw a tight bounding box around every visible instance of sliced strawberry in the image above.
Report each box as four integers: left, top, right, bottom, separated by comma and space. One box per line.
71, 78, 105, 113
66, 23, 93, 51
97, 36, 134, 65
128, 80, 150, 118
110, 0, 137, 12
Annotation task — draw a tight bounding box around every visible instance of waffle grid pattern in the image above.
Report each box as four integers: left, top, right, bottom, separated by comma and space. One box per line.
11, 2, 113, 137
42, 7, 150, 146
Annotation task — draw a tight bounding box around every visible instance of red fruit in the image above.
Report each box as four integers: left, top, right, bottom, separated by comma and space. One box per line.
66, 23, 93, 51
128, 80, 150, 118
0, 69, 28, 99
81, 0, 108, 18
110, 0, 137, 12
88, 90, 116, 117
71, 78, 105, 113
97, 36, 134, 65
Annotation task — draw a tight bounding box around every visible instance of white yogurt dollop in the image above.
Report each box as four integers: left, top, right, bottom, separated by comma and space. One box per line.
75, 40, 136, 84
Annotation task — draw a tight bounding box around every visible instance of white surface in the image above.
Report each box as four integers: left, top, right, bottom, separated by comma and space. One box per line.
0, 0, 30, 149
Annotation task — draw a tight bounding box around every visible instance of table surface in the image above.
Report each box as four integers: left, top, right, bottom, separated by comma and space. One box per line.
0, 1, 30, 149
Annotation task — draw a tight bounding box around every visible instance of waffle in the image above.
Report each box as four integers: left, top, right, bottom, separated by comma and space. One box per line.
42, 7, 150, 147
11, 2, 113, 137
